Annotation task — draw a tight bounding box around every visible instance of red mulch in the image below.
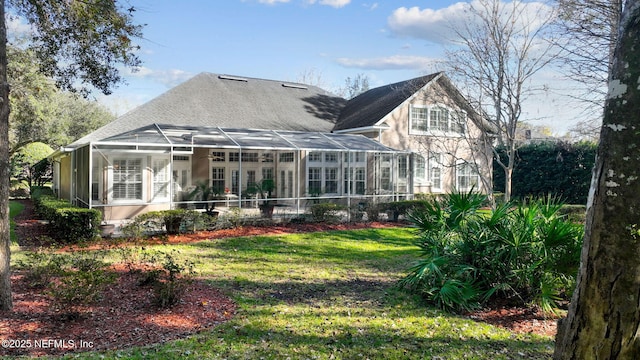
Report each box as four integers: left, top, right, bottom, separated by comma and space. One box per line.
4, 200, 557, 356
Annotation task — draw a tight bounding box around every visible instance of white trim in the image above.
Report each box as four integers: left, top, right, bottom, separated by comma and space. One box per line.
408, 103, 467, 137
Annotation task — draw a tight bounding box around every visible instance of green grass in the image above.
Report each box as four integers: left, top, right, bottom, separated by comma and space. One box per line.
29, 227, 553, 359
9, 201, 25, 244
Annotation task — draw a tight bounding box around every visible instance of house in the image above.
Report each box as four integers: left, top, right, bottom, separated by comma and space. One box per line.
50, 72, 490, 222
334, 72, 493, 195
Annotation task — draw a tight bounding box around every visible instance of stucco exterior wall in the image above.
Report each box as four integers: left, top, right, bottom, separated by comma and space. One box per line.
377, 81, 491, 194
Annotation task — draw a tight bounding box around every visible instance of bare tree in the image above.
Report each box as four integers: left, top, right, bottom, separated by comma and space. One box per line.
554, 0, 624, 140
446, 0, 558, 202
294, 68, 327, 89
554, 0, 640, 357
338, 73, 370, 99
0, 0, 142, 311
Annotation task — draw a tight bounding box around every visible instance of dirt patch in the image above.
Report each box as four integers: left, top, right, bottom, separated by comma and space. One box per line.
1, 267, 235, 357
467, 306, 559, 337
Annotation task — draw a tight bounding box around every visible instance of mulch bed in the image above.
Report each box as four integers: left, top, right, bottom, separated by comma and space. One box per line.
3, 199, 557, 356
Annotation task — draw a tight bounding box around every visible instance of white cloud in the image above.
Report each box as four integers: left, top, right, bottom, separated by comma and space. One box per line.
388, 1, 554, 45
365, 3, 379, 11
306, 0, 351, 8
256, 0, 350, 6
336, 55, 436, 70
387, 4, 466, 44
258, 0, 291, 4
127, 67, 193, 87
6, 16, 33, 39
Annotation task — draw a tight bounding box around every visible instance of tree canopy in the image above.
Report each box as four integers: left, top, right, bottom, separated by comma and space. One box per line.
0, 0, 144, 311
7, 43, 114, 154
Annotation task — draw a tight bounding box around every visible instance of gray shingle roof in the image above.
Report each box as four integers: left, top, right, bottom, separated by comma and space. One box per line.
333, 73, 440, 131
70, 72, 346, 147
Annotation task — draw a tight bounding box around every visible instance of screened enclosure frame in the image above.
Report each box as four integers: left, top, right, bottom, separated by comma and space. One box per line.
70, 124, 412, 219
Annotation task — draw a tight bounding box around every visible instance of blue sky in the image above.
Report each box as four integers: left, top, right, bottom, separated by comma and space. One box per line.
69, 1, 584, 133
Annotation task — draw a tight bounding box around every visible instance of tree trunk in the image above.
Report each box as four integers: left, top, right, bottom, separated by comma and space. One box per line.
0, 0, 12, 311
554, 1, 640, 358
503, 166, 512, 203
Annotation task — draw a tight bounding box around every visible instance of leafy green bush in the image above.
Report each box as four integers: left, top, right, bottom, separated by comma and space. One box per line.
383, 200, 431, 222
122, 209, 209, 238
310, 203, 347, 222
494, 141, 596, 204
18, 250, 116, 312
364, 202, 382, 222
128, 250, 195, 308
32, 194, 101, 242
559, 204, 587, 224
30, 186, 54, 199
399, 191, 583, 314
17, 251, 68, 288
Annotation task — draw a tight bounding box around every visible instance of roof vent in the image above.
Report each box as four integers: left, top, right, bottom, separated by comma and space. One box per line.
282, 83, 308, 90
219, 75, 248, 82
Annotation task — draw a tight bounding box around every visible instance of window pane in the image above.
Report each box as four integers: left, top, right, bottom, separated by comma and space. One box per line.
212, 167, 225, 193
430, 107, 450, 131
415, 156, 426, 180
152, 159, 169, 199
325, 168, 338, 193
411, 107, 428, 131
308, 167, 322, 194
113, 158, 142, 200
308, 152, 322, 162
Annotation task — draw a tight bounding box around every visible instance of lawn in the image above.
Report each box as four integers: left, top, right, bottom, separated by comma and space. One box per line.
9, 201, 24, 244
12, 226, 554, 359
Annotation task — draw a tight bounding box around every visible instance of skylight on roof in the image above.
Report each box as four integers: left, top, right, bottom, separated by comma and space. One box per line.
282, 83, 307, 90
219, 75, 248, 82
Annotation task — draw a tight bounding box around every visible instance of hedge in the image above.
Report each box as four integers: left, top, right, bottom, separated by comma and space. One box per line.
32, 194, 101, 243
383, 200, 431, 222
494, 141, 596, 204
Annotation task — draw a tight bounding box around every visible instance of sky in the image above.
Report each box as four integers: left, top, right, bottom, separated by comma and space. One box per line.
23, 0, 593, 134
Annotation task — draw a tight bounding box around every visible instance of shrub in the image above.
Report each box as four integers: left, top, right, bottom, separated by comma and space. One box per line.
310, 203, 346, 222
17, 251, 68, 288
18, 250, 116, 312
383, 200, 430, 222
131, 250, 195, 308
559, 204, 587, 224
32, 194, 101, 243
399, 191, 583, 314
214, 207, 243, 229
122, 209, 208, 238
364, 202, 382, 222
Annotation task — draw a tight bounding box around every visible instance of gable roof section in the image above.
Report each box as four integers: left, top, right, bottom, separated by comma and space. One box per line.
333, 72, 490, 133
71, 72, 346, 147
333, 73, 440, 131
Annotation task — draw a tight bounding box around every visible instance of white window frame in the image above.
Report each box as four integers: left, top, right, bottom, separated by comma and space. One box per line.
151, 157, 170, 202
429, 153, 442, 192
211, 167, 225, 193
456, 162, 480, 192
343, 152, 367, 195
414, 155, 426, 184
409, 104, 467, 136
306, 151, 345, 195
109, 156, 145, 203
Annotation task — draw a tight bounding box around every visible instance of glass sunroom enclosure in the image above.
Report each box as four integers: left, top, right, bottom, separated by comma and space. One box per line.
62, 124, 412, 221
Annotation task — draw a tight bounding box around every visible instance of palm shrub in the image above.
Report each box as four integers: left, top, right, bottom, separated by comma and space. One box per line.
400, 191, 583, 314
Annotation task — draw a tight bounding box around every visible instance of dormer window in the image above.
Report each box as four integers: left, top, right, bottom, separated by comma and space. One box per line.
410, 104, 466, 135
